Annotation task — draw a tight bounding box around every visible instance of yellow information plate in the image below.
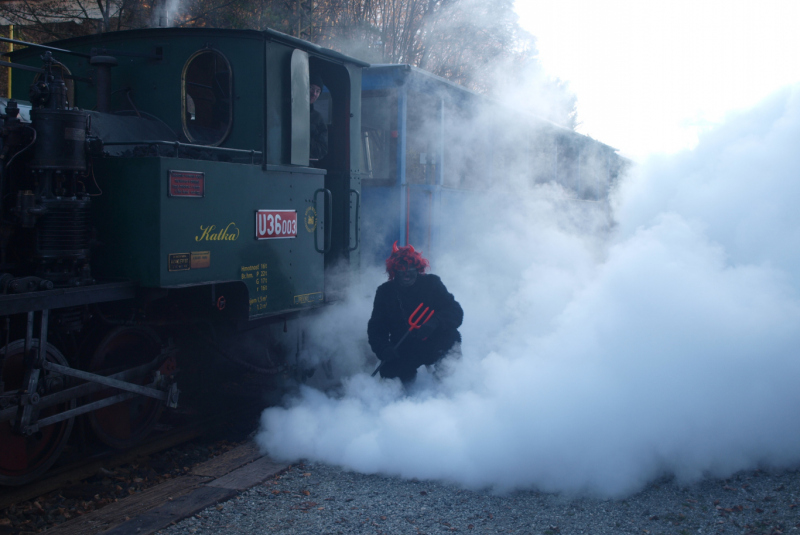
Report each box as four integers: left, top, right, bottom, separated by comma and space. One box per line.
294, 292, 323, 305
191, 251, 210, 269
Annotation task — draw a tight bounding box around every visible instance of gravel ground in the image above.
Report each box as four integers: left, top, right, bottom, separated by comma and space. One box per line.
158, 462, 800, 535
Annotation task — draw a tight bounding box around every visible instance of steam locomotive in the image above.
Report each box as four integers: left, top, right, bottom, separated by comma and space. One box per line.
0, 27, 366, 485
0, 27, 623, 486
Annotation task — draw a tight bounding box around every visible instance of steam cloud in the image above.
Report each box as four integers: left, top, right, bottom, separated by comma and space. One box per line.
257, 85, 800, 497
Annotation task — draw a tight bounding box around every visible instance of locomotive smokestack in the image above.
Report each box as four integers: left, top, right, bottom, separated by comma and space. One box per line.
153, 0, 176, 27
90, 55, 118, 113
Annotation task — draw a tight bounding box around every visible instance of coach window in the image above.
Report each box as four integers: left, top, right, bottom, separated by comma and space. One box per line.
577, 143, 607, 201
182, 49, 232, 146
406, 90, 440, 185
361, 89, 397, 183
443, 103, 484, 189
530, 128, 558, 186
557, 136, 579, 195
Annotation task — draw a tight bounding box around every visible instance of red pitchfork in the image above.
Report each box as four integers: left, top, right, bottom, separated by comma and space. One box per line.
371, 303, 435, 377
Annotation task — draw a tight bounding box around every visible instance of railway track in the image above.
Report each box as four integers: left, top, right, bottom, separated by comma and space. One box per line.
0, 400, 267, 534
41, 442, 288, 535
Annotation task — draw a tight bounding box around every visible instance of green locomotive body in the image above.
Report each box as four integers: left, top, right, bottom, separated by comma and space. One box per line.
90, 157, 326, 317
9, 27, 365, 319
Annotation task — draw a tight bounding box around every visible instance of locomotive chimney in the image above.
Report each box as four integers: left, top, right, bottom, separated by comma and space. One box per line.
90, 55, 118, 113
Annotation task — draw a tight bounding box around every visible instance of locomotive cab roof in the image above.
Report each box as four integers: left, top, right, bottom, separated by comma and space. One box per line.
7, 27, 370, 68
6, 27, 368, 170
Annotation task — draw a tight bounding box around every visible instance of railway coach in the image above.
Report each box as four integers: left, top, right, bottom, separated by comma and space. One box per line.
359, 64, 626, 265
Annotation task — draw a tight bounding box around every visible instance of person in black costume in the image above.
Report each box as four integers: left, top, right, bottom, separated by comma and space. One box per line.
368, 242, 463, 384
309, 73, 328, 161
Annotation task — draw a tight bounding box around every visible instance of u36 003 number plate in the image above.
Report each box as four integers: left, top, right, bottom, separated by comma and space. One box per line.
256, 210, 297, 239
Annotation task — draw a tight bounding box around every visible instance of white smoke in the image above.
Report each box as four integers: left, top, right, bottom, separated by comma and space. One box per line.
257, 85, 800, 497
151, 0, 182, 27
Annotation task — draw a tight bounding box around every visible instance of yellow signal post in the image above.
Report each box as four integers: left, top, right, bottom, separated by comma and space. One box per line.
6, 25, 12, 98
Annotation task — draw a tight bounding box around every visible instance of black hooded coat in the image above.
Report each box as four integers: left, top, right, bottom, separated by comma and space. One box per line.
368, 274, 462, 381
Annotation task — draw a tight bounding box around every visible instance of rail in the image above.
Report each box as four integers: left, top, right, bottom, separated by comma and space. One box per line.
103, 140, 262, 163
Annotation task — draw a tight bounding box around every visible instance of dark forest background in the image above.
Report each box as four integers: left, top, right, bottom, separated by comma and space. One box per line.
0, 0, 578, 127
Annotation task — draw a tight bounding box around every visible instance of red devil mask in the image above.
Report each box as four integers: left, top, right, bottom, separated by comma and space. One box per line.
385, 241, 430, 281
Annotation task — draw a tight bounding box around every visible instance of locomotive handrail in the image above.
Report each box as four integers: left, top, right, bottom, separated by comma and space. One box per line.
103, 140, 262, 163
0, 36, 91, 59
0, 59, 93, 83
90, 47, 162, 60
314, 188, 332, 254
348, 189, 360, 252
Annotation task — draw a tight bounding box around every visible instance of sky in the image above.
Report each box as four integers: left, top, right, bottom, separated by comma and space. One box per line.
514, 0, 800, 159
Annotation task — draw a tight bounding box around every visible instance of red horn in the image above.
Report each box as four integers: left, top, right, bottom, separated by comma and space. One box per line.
392, 240, 399, 253
408, 244, 415, 253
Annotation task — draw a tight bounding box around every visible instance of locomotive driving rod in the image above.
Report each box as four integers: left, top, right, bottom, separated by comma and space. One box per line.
0, 352, 179, 435
40, 359, 177, 405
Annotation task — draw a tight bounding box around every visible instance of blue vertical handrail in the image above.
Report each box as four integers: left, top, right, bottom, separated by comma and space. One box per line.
397, 85, 408, 245
348, 189, 360, 252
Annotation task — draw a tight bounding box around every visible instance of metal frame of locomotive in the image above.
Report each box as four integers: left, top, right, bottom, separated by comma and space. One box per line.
0, 28, 366, 485
359, 64, 626, 264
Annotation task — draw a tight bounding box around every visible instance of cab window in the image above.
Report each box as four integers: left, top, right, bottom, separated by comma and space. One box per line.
182, 50, 232, 145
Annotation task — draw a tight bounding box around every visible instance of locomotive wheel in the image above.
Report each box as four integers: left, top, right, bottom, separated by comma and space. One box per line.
0, 340, 75, 486
87, 326, 164, 449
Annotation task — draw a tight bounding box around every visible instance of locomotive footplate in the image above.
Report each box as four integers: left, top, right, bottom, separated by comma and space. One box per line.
0, 280, 137, 315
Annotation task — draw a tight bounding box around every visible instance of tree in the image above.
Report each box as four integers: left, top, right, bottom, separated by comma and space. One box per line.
0, 0, 158, 38
305, 0, 577, 126
0, 0, 578, 127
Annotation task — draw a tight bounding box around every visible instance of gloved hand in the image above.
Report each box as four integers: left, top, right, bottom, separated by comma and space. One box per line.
377, 346, 398, 362
411, 316, 439, 340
